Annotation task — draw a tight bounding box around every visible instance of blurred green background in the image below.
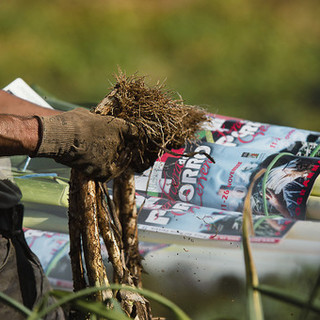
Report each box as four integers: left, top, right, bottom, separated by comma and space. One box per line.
0, 0, 319, 130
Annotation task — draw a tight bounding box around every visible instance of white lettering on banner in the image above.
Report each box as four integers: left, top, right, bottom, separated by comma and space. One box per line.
173, 202, 194, 211
178, 184, 195, 201
178, 145, 212, 202
217, 224, 224, 233
231, 122, 261, 139
215, 134, 237, 147
144, 202, 196, 225
178, 157, 188, 166
145, 210, 170, 225
182, 169, 197, 184
143, 197, 162, 210
194, 145, 211, 158
214, 120, 268, 146
185, 157, 203, 169
232, 222, 239, 230
201, 116, 225, 131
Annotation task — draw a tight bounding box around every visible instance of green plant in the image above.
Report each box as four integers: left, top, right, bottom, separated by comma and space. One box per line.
0, 284, 191, 320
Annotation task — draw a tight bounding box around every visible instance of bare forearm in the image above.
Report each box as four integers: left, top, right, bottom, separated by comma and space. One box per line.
0, 90, 61, 116
0, 115, 39, 156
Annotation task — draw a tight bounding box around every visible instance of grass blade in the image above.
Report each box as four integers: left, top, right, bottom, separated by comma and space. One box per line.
72, 299, 130, 320
255, 284, 320, 315
28, 285, 190, 320
0, 291, 32, 317
242, 169, 266, 320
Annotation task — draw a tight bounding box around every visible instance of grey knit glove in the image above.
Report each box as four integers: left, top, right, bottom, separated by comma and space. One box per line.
33, 108, 145, 181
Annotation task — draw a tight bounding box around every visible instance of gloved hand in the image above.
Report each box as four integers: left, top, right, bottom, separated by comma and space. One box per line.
33, 108, 152, 181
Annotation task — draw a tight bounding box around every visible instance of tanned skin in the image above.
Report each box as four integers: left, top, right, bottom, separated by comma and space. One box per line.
0, 90, 61, 156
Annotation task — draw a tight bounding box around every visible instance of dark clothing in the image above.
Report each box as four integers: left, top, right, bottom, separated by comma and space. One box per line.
0, 203, 65, 319
0, 179, 22, 209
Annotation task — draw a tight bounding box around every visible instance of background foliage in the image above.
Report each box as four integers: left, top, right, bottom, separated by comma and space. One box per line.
0, 0, 319, 130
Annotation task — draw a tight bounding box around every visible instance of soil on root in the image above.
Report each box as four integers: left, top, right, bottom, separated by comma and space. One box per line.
93, 71, 207, 165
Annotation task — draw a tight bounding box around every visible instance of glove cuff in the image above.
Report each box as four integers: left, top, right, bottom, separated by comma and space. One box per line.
32, 113, 77, 158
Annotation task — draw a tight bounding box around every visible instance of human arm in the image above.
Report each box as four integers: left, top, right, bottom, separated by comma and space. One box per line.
0, 103, 149, 181
0, 114, 39, 156
0, 90, 61, 116
0, 89, 61, 156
